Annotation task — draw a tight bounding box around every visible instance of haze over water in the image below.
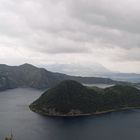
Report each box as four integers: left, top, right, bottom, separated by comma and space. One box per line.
0, 87, 140, 140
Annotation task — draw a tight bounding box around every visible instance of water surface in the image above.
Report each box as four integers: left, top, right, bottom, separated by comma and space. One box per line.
83, 83, 114, 88
0, 88, 140, 140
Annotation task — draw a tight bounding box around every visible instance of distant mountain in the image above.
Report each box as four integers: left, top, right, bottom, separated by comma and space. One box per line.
0, 63, 129, 91
45, 63, 140, 83
104, 72, 140, 83
30, 80, 140, 117
45, 63, 111, 76
0, 63, 65, 90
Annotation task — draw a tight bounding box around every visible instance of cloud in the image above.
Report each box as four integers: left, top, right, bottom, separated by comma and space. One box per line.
67, 0, 140, 33
0, 0, 140, 73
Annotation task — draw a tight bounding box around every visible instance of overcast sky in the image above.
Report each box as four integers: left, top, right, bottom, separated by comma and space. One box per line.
0, 0, 140, 74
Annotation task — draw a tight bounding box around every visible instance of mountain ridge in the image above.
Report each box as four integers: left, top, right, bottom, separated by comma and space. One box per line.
45, 63, 140, 83
0, 63, 131, 91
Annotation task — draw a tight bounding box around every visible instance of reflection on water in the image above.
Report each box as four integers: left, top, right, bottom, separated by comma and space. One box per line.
0, 88, 140, 140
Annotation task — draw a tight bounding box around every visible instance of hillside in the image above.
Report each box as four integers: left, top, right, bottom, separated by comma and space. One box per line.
30, 80, 140, 116
0, 74, 17, 91
0, 63, 128, 91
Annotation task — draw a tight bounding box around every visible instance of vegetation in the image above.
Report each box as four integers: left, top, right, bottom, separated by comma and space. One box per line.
30, 80, 140, 116
4, 133, 13, 140
0, 63, 131, 91
5, 137, 12, 140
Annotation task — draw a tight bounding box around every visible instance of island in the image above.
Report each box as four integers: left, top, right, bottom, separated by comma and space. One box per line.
29, 80, 140, 117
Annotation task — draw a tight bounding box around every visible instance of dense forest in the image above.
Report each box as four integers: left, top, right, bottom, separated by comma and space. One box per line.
30, 80, 140, 116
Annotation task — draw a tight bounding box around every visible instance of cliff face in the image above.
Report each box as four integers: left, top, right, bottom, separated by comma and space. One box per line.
30, 80, 140, 117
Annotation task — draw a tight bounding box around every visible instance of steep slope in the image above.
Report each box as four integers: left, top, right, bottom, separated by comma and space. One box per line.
30, 80, 140, 117
0, 63, 130, 91
0, 74, 17, 91
0, 63, 63, 90
30, 80, 99, 116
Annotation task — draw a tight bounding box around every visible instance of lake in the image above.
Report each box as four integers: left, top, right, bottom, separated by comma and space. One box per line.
83, 83, 114, 88
1, 88, 140, 140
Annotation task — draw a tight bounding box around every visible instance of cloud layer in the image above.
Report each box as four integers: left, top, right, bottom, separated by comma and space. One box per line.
0, 0, 140, 73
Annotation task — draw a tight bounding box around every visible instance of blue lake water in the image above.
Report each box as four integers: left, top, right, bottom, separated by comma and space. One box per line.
0, 88, 140, 140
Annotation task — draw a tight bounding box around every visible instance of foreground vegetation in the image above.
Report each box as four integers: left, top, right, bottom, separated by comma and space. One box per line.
5, 137, 12, 140
30, 80, 140, 116
4, 135, 13, 140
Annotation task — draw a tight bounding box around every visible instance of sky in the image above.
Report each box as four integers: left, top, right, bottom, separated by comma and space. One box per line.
0, 0, 140, 75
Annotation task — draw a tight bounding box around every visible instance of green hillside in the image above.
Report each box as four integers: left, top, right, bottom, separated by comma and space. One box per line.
0, 63, 131, 91
30, 80, 140, 116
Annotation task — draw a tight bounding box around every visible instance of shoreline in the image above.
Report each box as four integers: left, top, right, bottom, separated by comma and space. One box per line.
29, 106, 140, 117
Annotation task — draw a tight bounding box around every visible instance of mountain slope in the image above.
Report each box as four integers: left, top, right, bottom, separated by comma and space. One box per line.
30, 80, 140, 116
0, 63, 130, 91
0, 63, 63, 89
30, 80, 101, 115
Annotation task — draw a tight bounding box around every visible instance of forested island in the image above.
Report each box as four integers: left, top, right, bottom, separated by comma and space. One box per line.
30, 80, 140, 117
